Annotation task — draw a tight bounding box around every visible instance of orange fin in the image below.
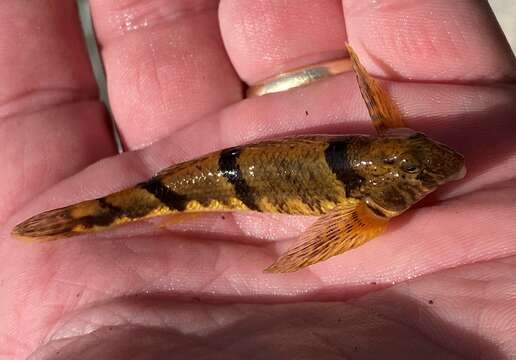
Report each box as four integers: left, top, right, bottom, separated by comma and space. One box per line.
157, 212, 202, 228
345, 43, 406, 135
264, 200, 388, 273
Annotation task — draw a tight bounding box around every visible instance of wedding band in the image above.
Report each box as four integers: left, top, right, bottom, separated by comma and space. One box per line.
246, 58, 352, 97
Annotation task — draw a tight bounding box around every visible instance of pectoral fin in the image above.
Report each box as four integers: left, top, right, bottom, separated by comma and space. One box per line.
345, 43, 406, 135
264, 200, 388, 273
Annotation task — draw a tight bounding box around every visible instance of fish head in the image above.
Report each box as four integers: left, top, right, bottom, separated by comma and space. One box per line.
355, 128, 466, 217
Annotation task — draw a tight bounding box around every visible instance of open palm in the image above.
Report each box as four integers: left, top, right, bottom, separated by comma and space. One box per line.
1, 1, 515, 359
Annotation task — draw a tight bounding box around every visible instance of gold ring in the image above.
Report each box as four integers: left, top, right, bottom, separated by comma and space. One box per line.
246, 58, 352, 97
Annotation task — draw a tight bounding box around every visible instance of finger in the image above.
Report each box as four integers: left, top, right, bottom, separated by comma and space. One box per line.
90, 0, 243, 149
219, 0, 348, 84
0, 1, 115, 219
342, 0, 516, 82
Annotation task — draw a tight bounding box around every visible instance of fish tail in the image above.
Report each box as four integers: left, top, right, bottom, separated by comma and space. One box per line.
12, 181, 176, 241
12, 199, 111, 241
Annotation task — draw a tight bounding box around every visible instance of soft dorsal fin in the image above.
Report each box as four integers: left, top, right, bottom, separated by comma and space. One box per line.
264, 200, 388, 273
345, 43, 406, 135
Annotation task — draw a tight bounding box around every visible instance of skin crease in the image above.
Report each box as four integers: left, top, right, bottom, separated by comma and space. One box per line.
0, 0, 516, 359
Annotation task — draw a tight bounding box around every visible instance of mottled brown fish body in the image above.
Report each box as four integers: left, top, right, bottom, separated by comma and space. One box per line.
12, 44, 467, 273
13, 136, 370, 240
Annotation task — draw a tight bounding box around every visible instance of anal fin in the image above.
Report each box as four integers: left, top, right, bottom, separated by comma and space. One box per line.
264, 200, 388, 273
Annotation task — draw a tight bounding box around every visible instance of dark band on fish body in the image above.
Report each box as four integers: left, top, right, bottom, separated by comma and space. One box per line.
324, 140, 364, 197
77, 198, 121, 228
98, 198, 123, 215
218, 148, 260, 211
83, 213, 114, 227
99, 195, 159, 223
101, 194, 158, 220
139, 177, 188, 212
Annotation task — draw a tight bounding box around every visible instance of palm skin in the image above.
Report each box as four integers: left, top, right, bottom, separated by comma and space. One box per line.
0, 0, 515, 359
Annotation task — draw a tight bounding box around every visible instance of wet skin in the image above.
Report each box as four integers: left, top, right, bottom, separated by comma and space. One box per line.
1, 1, 516, 359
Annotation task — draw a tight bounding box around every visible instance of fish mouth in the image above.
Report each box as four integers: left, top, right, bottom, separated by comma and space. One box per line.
434, 163, 467, 185
364, 197, 402, 218
447, 164, 467, 181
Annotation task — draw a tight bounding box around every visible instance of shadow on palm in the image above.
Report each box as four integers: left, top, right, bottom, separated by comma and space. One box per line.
30, 291, 506, 360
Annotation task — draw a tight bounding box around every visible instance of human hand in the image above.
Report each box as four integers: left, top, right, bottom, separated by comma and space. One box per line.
1, 1, 515, 359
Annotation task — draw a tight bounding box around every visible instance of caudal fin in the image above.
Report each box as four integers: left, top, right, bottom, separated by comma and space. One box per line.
12, 206, 84, 241
11, 198, 121, 242
12, 183, 177, 241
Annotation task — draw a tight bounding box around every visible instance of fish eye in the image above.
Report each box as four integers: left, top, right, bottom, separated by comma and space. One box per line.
402, 163, 419, 173
399, 155, 421, 174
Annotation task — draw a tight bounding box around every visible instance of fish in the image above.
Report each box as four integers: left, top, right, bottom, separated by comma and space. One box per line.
12, 44, 466, 273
